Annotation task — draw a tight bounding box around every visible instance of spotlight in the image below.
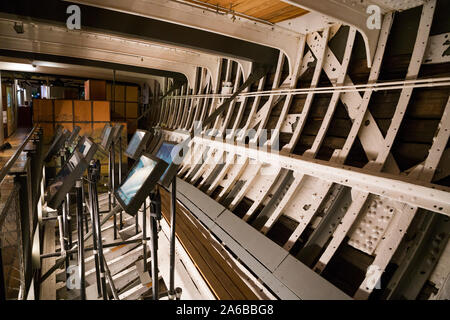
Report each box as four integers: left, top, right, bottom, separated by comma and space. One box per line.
13, 22, 24, 34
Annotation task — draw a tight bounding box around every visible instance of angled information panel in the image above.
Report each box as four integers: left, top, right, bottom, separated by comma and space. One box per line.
153, 140, 184, 189
67, 125, 81, 146
44, 129, 70, 162
111, 123, 124, 142
77, 136, 98, 161
114, 153, 168, 216
47, 151, 88, 209
125, 129, 151, 160
46, 138, 99, 209
100, 124, 114, 151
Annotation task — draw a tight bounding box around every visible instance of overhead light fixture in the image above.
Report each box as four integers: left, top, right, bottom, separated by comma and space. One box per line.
0, 62, 36, 72
13, 22, 24, 34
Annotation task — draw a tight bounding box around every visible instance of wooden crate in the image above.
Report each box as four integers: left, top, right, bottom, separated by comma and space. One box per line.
74, 122, 93, 137
60, 123, 73, 132
126, 102, 138, 118
114, 85, 125, 101
54, 100, 73, 122
33, 99, 111, 144
92, 122, 107, 140
33, 99, 53, 122
40, 123, 54, 144
107, 84, 140, 128
114, 102, 126, 118
126, 86, 138, 102
127, 118, 138, 135
106, 83, 112, 101
74, 100, 92, 122
92, 101, 111, 122
85, 80, 106, 101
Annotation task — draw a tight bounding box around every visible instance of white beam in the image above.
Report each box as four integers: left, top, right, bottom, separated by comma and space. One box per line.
0, 18, 218, 88
165, 129, 450, 217
282, 0, 381, 67
0, 59, 164, 84
67, 0, 303, 75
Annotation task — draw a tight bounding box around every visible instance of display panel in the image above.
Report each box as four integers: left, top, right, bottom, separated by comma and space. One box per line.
100, 123, 110, 141
49, 125, 63, 145
67, 125, 81, 146
125, 129, 151, 159
112, 124, 124, 142
154, 141, 184, 188
67, 136, 98, 164
44, 129, 70, 162
100, 124, 114, 151
114, 153, 168, 216
46, 150, 89, 209
77, 136, 98, 162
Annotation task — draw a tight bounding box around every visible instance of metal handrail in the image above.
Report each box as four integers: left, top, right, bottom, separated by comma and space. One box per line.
0, 126, 38, 186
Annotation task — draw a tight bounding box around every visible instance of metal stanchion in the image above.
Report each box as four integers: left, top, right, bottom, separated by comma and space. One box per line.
149, 188, 161, 300
105, 144, 112, 213
111, 141, 117, 240
135, 213, 139, 235
59, 149, 65, 169
169, 177, 177, 299
61, 200, 70, 269
87, 165, 101, 297
142, 198, 148, 272
81, 180, 89, 234
88, 160, 108, 299
66, 192, 72, 259
58, 150, 70, 271
65, 145, 73, 247
75, 179, 86, 300
118, 136, 123, 230
56, 214, 67, 274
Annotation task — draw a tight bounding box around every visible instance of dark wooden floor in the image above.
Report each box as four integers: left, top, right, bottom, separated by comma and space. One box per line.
0, 128, 32, 162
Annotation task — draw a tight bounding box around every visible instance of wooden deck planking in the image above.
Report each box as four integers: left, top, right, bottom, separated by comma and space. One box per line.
160, 187, 259, 300
40, 220, 56, 300
185, 0, 308, 23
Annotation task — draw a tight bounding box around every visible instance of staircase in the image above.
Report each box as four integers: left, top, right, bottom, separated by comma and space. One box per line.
50, 192, 167, 300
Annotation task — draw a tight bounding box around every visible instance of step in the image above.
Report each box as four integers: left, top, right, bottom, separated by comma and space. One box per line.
119, 224, 140, 241
85, 246, 144, 285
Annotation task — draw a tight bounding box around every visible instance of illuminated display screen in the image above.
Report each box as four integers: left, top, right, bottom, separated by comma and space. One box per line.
155, 142, 176, 180
116, 155, 157, 206
47, 151, 83, 208
125, 130, 149, 159
66, 136, 97, 165
101, 125, 113, 149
